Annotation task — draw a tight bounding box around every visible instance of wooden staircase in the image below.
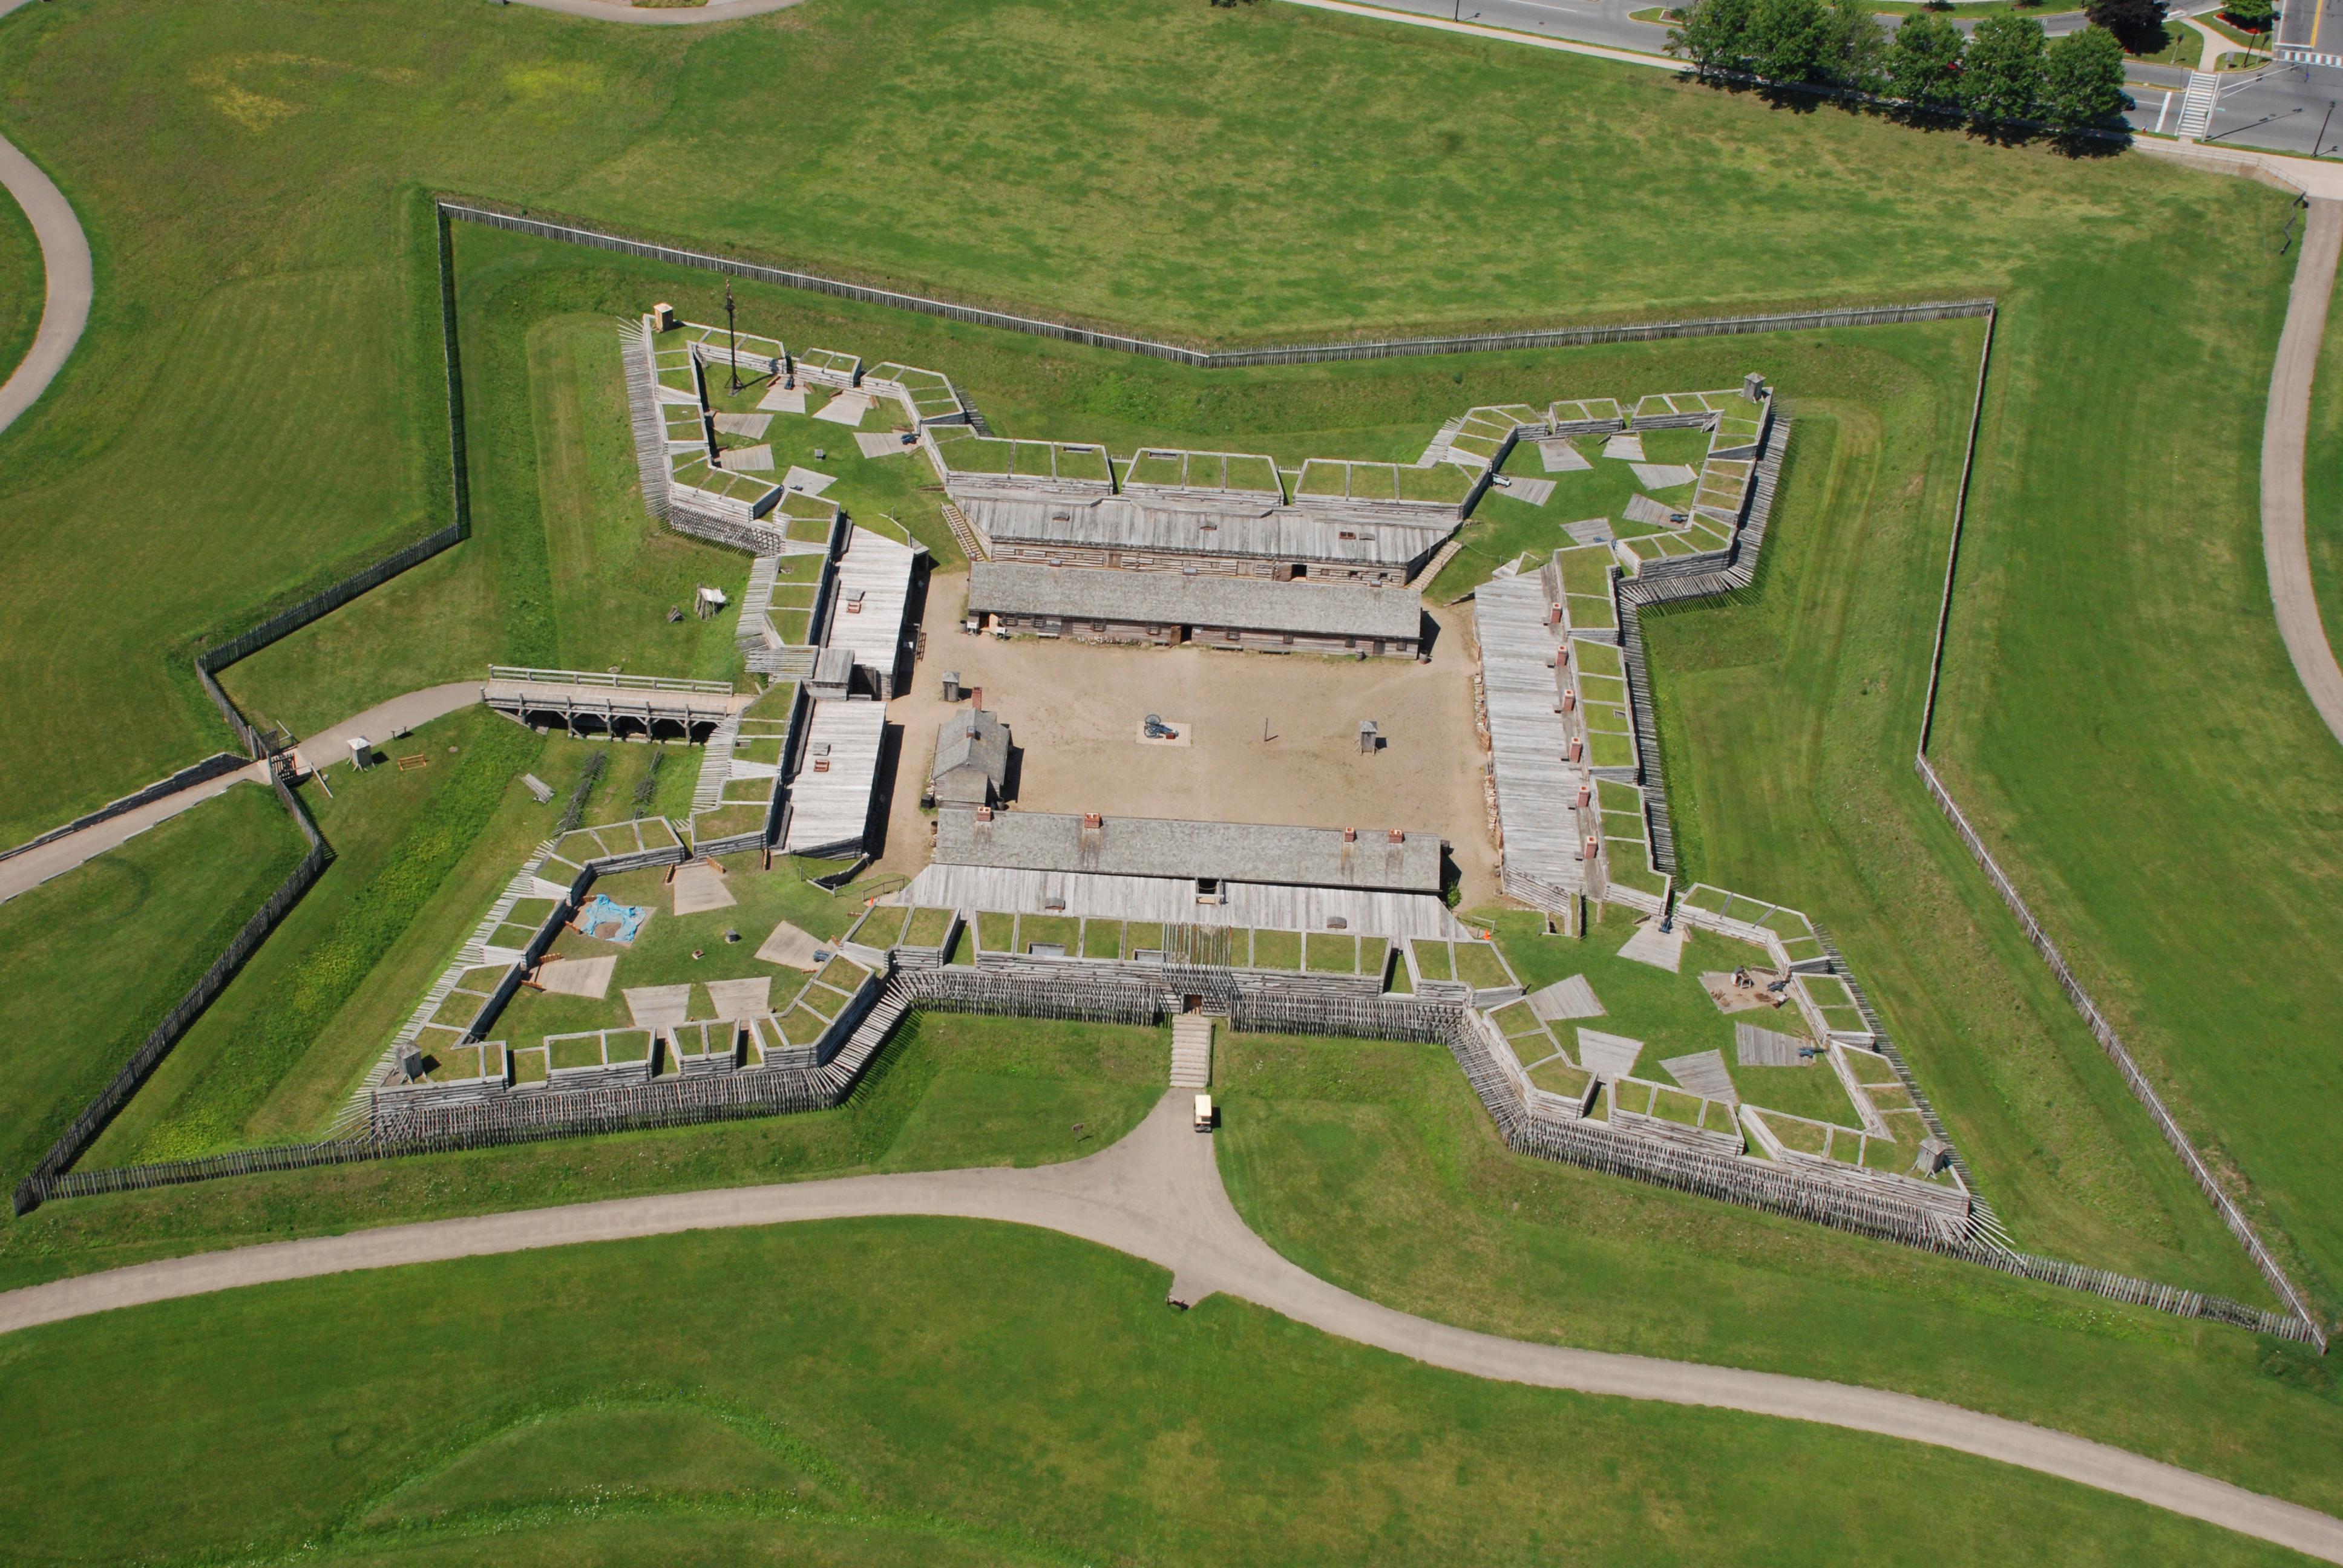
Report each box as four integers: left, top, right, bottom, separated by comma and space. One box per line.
942, 501, 987, 562
1170, 1013, 1214, 1088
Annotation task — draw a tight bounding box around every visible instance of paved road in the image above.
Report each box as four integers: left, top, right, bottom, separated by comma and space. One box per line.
0, 0, 90, 434
4, 1091, 2339, 1562
2258, 197, 2343, 746
2129, 58, 2343, 154
0, 682, 481, 906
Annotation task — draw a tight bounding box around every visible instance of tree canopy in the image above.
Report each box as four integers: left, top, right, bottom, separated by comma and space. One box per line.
2043, 25, 2132, 129
1666, 0, 1885, 83
1962, 11, 2049, 125
1667, 0, 2108, 140
2082, 0, 2168, 50
1886, 10, 1967, 111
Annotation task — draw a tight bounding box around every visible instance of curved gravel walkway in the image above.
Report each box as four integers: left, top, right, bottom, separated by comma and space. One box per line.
505, 0, 807, 24
4, 1091, 2339, 1561
0, 8, 2328, 1544
0, 116, 90, 434
0, 682, 481, 906
2259, 197, 2343, 748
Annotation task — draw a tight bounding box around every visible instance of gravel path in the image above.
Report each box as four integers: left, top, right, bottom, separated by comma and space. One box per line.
503, 0, 810, 25
2258, 197, 2343, 748
3, 1092, 2339, 1561
0, 682, 480, 906
0, 5, 91, 434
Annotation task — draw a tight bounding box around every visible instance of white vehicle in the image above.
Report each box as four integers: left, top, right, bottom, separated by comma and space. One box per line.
1193, 1094, 1214, 1133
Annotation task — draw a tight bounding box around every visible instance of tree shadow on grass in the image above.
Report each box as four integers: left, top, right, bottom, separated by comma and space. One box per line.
1690, 70, 2137, 157
2046, 126, 2134, 158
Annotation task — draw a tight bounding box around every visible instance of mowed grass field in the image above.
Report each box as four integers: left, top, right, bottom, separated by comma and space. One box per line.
1935, 261, 2343, 1311
2301, 280, 2343, 692
0, 0, 2335, 1538
4, 1004, 1167, 1291
1214, 1032, 2343, 1523
2, 304, 2326, 1537
0, 176, 41, 391
0, 782, 304, 1183
1629, 335, 2274, 1295
70, 271, 2264, 1302
0, 0, 2292, 833
0, 1218, 2315, 1568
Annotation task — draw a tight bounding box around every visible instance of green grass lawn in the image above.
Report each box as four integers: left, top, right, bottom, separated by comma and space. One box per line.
224, 279, 762, 739
0, 0, 2296, 840
85, 707, 544, 1163
0, 176, 40, 400
0, 0, 2335, 1523
2126, 18, 2205, 67
491, 857, 867, 1048
1927, 239, 2343, 1311
0, 1213, 2313, 1568
703, 347, 956, 561
1212, 1030, 2343, 1523
84, 716, 877, 1163
2302, 275, 2343, 701
0, 782, 305, 1184
0, 1010, 1164, 1292
1624, 324, 2284, 1305
1429, 428, 1706, 601
1476, 903, 1832, 1101
1, 1, 2324, 1305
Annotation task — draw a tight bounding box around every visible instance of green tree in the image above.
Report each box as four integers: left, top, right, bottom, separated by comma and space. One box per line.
2224, 0, 2275, 30
1749, 0, 1837, 79
1963, 11, 2047, 123
1886, 11, 1966, 109
1666, 0, 1758, 77
2082, 0, 2166, 48
1829, 0, 1889, 88
2042, 25, 2131, 129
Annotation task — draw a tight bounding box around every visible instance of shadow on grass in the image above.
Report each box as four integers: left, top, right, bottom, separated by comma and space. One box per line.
1694, 70, 2135, 157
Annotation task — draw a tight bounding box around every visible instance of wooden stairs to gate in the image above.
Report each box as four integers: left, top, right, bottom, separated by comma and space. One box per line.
1170, 1013, 1214, 1088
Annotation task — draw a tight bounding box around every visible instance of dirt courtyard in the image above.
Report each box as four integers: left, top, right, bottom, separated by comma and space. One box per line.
873, 570, 1500, 904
